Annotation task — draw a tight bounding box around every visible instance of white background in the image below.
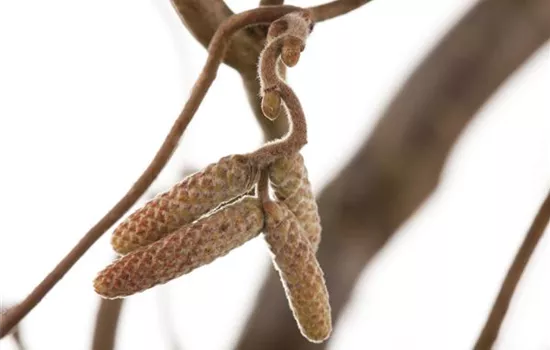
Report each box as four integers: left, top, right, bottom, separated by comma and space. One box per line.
1, 0, 549, 349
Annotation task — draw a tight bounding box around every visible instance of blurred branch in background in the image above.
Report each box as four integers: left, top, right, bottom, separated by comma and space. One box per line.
260, 0, 285, 6
237, 0, 550, 349
475, 190, 550, 349
91, 298, 124, 350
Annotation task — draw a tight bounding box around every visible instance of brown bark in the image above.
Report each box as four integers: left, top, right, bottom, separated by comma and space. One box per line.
236, 0, 550, 349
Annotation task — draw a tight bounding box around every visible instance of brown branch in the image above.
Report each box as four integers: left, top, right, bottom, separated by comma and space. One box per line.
309, 0, 373, 22
236, 0, 550, 348
474, 190, 550, 349
170, 0, 267, 71
169, 0, 289, 140
91, 298, 124, 350
261, 0, 285, 6
0, 5, 300, 338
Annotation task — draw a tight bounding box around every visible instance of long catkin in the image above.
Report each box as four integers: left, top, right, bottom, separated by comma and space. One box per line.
263, 201, 331, 343
95, 196, 264, 298
111, 154, 259, 255
269, 153, 321, 250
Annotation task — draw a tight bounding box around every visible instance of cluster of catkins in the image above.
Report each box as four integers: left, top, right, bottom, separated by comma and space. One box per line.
94, 10, 331, 343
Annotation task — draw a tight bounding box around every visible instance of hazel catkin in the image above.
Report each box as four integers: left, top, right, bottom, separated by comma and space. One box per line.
111, 154, 259, 255
95, 196, 264, 298
263, 201, 331, 343
269, 153, 321, 250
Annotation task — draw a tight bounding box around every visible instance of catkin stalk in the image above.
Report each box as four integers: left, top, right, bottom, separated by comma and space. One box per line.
111, 154, 259, 255
263, 201, 331, 343
95, 196, 264, 298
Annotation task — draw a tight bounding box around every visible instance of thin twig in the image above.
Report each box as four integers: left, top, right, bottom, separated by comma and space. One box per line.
248, 72, 308, 167
236, 0, 550, 348
309, 0, 372, 22
91, 298, 124, 350
170, 0, 370, 142
170, 0, 267, 71
250, 12, 313, 167
474, 190, 550, 349
0, 5, 300, 338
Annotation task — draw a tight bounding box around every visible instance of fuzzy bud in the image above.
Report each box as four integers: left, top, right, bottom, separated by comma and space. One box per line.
95, 196, 264, 298
263, 201, 332, 343
111, 155, 259, 255
261, 90, 282, 120
281, 36, 305, 67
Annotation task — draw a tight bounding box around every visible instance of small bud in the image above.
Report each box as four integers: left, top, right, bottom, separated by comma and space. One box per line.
281, 36, 305, 67
111, 154, 259, 255
263, 202, 332, 343
261, 90, 282, 120
95, 196, 264, 298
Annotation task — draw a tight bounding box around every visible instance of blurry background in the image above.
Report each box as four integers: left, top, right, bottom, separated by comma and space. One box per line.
0, 0, 549, 349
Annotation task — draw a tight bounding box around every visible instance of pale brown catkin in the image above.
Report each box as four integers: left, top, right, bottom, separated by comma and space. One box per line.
95, 196, 264, 298
111, 154, 259, 255
263, 201, 331, 343
269, 153, 321, 251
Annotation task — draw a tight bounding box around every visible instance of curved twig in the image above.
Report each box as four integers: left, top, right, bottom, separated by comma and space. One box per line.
249, 12, 313, 167
0, 5, 300, 338
248, 82, 308, 168
474, 190, 550, 349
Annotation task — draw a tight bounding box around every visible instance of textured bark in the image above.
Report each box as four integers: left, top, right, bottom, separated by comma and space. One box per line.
236, 0, 550, 348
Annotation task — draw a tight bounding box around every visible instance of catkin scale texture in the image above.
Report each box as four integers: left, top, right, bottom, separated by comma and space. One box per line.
95, 197, 264, 298
269, 153, 321, 250
111, 155, 259, 255
263, 202, 331, 343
